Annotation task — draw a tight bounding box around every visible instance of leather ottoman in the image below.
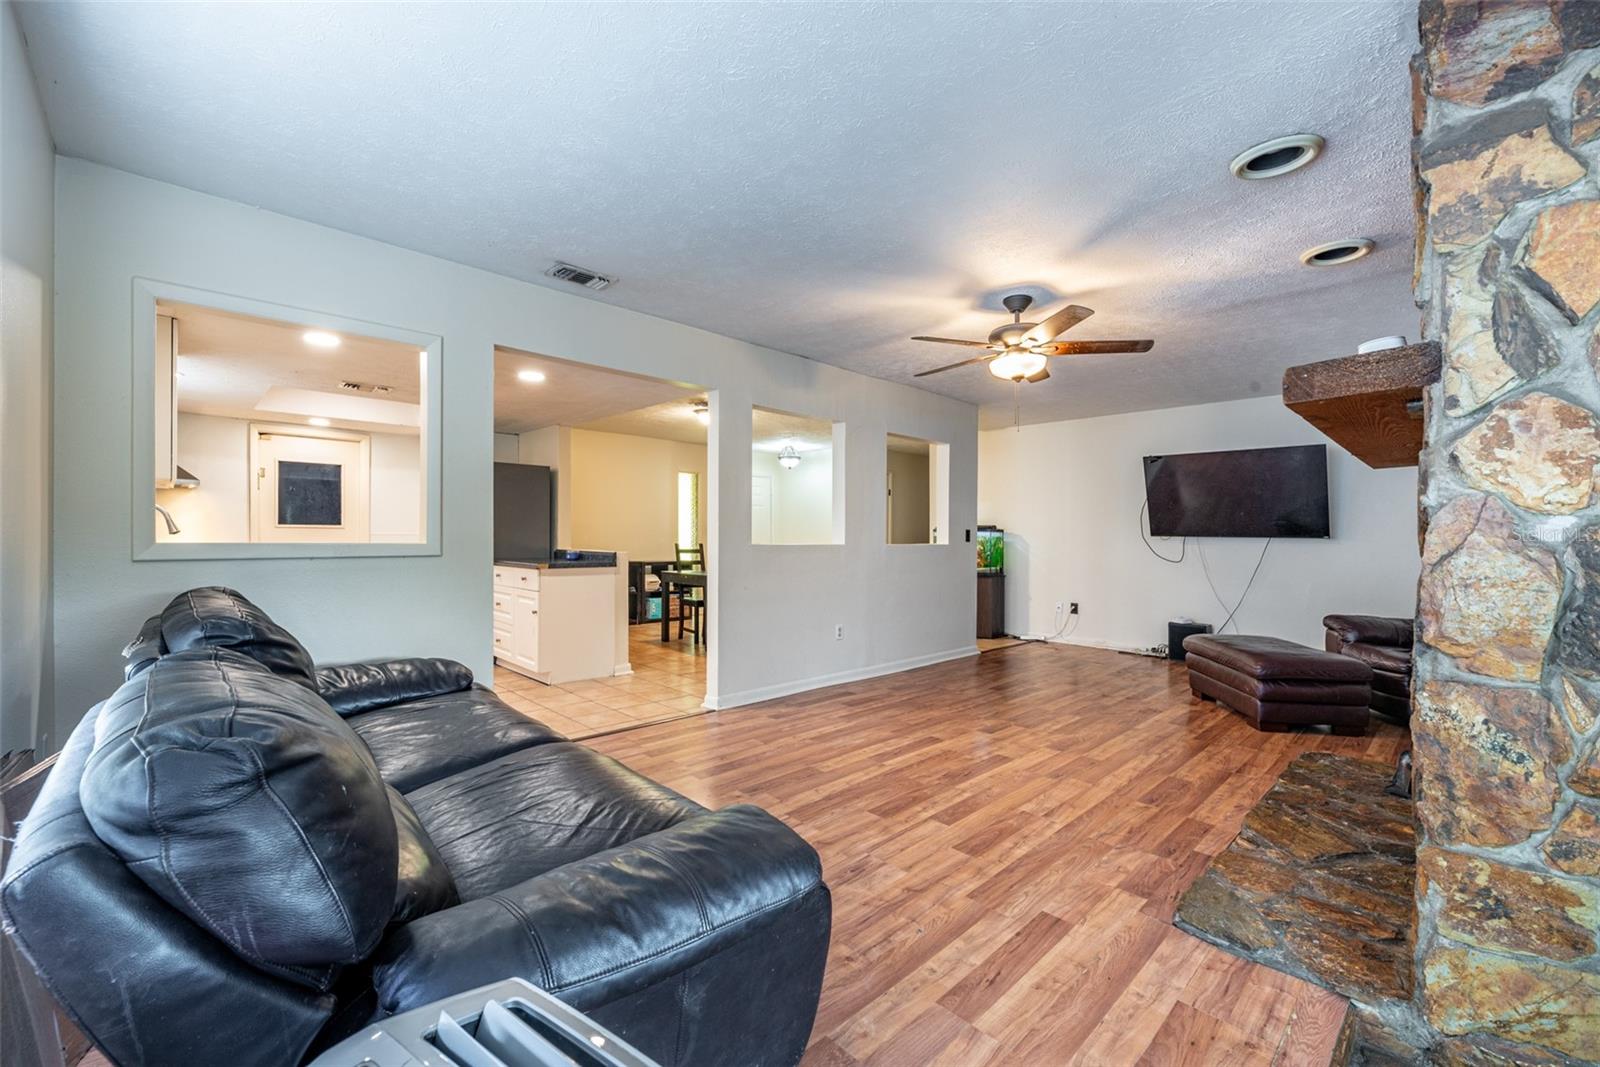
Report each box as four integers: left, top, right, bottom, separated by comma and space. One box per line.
1182, 634, 1372, 735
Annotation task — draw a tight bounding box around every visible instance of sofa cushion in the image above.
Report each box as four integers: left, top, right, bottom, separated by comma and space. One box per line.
160, 586, 317, 689
81, 648, 397, 989
372, 806, 824, 1015
1343, 641, 1412, 676
388, 786, 458, 925
346, 686, 564, 792
404, 742, 706, 901
316, 657, 475, 717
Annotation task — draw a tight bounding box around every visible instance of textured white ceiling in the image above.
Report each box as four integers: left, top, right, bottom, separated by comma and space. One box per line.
578, 398, 709, 447
167, 301, 423, 433
493, 348, 700, 435
20, 1, 1421, 426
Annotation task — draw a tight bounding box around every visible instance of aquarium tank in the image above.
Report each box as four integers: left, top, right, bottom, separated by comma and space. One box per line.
976, 526, 1004, 573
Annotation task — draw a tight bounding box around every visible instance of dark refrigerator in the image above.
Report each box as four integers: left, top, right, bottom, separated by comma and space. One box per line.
493, 462, 554, 561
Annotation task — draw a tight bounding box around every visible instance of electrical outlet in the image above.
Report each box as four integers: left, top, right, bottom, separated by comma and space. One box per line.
834, 624, 844, 640
1070, 602, 1080, 615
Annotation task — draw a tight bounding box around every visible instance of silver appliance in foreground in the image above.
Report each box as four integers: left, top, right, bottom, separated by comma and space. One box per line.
309, 979, 660, 1067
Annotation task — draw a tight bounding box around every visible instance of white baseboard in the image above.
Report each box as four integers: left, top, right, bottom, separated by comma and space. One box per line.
709, 645, 979, 710
1018, 633, 1161, 656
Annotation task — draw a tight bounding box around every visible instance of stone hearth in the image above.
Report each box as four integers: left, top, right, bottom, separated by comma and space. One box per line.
1175, 753, 1428, 1062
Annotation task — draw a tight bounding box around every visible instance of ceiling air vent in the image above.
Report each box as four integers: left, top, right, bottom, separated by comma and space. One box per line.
546, 261, 615, 291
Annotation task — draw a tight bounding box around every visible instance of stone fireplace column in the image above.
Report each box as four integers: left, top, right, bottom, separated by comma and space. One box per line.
1413, 2, 1600, 1062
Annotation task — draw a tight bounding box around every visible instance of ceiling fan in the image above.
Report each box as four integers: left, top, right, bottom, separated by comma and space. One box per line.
912, 294, 1154, 383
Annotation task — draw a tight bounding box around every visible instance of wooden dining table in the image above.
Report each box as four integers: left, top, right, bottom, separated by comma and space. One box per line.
659, 569, 707, 643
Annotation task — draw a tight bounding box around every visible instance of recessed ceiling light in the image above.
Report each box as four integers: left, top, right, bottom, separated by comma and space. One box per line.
1299, 238, 1375, 266
308, 417, 331, 427
1230, 134, 1325, 180
303, 330, 341, 349
517, 368, 546, 384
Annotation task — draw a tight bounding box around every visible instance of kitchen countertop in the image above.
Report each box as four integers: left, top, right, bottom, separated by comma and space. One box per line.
496, 551, 618, 570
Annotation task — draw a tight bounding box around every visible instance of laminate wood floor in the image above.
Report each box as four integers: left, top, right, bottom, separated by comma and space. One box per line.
588, 641, 1410, 1066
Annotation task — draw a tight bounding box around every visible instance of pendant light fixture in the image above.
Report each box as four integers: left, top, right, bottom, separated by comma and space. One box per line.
778, 445, 801, 470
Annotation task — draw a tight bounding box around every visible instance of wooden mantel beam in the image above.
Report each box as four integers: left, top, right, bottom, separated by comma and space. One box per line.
1281, 342, 1441, 469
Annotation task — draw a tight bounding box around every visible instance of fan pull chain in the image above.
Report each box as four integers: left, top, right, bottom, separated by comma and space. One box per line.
1014, 381, 1021, 431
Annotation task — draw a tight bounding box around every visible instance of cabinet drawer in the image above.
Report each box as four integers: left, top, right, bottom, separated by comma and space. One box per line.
492, 628, 512, 654
493, 566, 540, 591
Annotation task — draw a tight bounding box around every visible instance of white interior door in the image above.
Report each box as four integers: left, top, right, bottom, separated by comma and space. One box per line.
252, 428, 370, 542
751, 474, 773, 545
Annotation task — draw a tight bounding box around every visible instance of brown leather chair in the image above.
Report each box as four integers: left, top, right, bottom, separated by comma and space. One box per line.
1324, 614, 1413, 721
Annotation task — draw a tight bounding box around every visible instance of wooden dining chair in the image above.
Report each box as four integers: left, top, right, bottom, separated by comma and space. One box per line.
673, 542, 706, 645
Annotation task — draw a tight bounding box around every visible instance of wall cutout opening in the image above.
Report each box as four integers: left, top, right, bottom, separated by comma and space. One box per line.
135, 282, 441, 560
752, 405, 842, 545
886, 433, 951, 545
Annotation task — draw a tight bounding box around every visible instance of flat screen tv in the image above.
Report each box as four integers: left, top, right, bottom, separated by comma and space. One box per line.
1143, 444, 1329, 538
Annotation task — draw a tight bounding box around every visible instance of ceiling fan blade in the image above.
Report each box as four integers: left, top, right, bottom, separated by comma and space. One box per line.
1021, 304, 1094, 345
1024, 366, 1051, 383
914, 353, 996, 377
1039, 339, 1155, 355
910, 335, 992, 348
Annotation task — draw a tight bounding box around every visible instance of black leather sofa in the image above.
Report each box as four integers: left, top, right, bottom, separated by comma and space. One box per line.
3, 587, 830, 1066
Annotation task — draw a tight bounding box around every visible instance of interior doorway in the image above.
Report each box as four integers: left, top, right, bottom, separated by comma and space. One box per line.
250, 426, 371, 542
751, 473, 773, 544
488, 347, 714, 739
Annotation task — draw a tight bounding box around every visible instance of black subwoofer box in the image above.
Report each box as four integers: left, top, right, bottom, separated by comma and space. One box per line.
1168, 621, 1213, 660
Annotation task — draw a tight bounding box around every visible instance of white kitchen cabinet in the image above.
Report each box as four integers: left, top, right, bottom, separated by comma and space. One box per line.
493, 563, 620, 685
154, 313, 177, 488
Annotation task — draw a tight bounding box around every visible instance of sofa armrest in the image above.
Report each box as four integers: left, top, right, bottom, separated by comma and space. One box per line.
372, 804, 825, 1015
1322, 614, 1413, 649
315, 657, 474, 716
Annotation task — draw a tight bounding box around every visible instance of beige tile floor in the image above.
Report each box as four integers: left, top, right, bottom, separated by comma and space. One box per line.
491, 624, 708, 739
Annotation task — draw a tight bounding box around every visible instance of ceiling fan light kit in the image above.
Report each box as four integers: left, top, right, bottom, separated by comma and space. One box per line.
910, 291, 1153, 386
989, 351, 1048, 382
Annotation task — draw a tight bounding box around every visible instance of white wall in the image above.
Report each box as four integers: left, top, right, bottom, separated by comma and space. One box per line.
156, 413, 249, 541
978, 395, 1419, 651
154, 413, 421, 543
370, 432, 423, 542
51, 160, 978, 733
492, 433, 518, 462
2, 2, 53, 753
752, 448, 834, 545
566, 428, 707, 560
